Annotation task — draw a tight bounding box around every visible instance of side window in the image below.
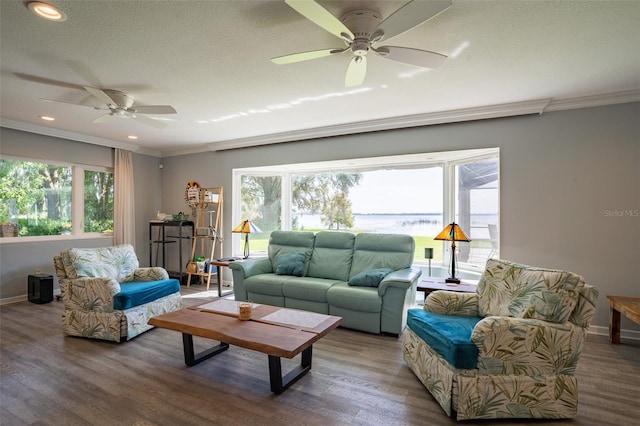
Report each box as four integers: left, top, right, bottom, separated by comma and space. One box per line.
0, 158, 114, 238
84, 169, 114, 233
0, 159, 72, 236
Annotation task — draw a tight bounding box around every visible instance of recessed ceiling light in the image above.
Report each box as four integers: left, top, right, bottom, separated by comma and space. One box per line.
28, 2, 67, 22
39, 115, 55, 121
127, 135, 138, 140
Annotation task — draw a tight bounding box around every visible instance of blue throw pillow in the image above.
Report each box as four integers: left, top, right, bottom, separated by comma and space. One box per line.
348, 268, 393, 287
275, 252, 307, 276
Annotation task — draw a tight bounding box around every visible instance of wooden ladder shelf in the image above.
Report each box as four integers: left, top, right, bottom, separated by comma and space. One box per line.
187, 186, 223, 291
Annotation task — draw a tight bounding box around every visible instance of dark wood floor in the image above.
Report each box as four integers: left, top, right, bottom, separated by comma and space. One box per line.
1, 287, 639, 426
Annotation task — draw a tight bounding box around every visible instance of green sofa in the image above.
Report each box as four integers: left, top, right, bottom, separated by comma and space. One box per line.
229, 230, 421, 335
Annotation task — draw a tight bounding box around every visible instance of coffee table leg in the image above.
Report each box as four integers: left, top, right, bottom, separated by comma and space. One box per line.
268, 346, 313, 394
182, 333, 229, 366
609, 304, 621, 344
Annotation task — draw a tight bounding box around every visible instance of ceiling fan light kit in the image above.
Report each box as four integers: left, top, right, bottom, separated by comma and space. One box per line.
272, 0, 453, 87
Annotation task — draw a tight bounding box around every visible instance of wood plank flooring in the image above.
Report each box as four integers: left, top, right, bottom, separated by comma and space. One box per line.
1, 287, 639, 425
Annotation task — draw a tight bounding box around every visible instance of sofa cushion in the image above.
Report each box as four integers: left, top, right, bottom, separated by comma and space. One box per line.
350, 233, 414, 278
268, 231, 315, 275
282, 277, 342, 302
307, 231, 355, 281
407, 308, 482, 369
245, 274, 292, 296
113, 279, 180, 310
477, 259, 585, 323
276, 252, 307, 276
348, 268, 393, 287
326, 282, 382, 313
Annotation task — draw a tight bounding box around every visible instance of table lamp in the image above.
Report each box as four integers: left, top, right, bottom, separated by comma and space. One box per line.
434, 222, 471, 284
232, 220, 262, 259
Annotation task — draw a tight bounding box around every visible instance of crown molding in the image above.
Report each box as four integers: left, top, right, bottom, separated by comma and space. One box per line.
4, 89, 639, 158
0, 118, 163, 157
205, 98, 553, 152
544, 89, 640, 112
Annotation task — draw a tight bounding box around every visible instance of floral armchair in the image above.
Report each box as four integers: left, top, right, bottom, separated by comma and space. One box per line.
53, 244, 183, 342
403, 258, 599, 420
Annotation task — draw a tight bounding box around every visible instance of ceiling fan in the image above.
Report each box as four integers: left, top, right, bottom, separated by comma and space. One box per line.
42, 86, 177, 128
271, 0, 452, 87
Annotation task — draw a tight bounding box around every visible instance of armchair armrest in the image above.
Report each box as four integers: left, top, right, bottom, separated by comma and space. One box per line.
472, 316, 585, 376
425, 291, 479, 316
64, 277, 121, 313
378, 267, 422, 296
132, 267, 169, 281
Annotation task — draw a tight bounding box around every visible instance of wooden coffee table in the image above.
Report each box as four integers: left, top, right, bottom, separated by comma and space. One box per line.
148, 299, 341, 393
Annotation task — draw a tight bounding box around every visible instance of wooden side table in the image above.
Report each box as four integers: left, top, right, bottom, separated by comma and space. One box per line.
607, 295, 640, 344
417, 277, 478, 298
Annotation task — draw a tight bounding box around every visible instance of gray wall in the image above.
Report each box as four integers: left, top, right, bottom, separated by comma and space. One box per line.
159, 103, 640, 333
0, 128, 162, 299
1, 103, 639, 334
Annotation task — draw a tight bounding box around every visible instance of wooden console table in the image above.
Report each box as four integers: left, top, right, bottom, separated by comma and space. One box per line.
607, 295, 640, 344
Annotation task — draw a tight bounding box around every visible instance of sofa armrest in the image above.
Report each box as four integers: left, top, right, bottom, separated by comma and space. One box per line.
472, 316, 586, 376
378, 267, 421, 296
64, 277, 121, 312
229, 257, 273, 301
132, 267, 169, 281
425, 291, 479, 316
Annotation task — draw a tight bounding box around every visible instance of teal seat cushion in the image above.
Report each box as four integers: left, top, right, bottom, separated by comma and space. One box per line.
407, 308, 482, 369
113, 279, 180, 310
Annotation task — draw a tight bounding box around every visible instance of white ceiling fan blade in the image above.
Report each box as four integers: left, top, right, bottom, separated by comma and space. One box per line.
131, 114, 167, 128
271, 48, 344, 65
41, 98, 104, 109
93, 114, 113, 124
133, 105, 177, 114
374, 0, 452, 42
83, 86, 118, 106
345, 56, 366, 87
377, 46, 447, 69
285, 0, 354, 41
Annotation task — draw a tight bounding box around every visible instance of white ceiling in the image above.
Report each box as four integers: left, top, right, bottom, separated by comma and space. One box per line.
1, 0, 639, 157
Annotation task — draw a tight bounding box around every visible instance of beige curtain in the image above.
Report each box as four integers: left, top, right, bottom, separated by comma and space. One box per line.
114, 149, 136, 247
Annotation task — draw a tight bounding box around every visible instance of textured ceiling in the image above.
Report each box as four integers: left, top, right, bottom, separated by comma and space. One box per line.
1, 0, 639, 156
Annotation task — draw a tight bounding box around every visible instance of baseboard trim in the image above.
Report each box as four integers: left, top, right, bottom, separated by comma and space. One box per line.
589, 325, 640, 341
0, 289, 61, 306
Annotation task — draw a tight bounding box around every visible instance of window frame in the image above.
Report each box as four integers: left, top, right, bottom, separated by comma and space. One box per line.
232, 148, 499, 272
0, 155, 114, 243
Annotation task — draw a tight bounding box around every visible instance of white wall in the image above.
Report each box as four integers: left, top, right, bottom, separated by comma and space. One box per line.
159, 103, 640, 332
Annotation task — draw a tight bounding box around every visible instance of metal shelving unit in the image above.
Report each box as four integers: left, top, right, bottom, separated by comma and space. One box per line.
149, 220, 194, 284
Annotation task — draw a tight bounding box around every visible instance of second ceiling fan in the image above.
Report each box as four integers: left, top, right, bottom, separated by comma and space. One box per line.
272, 0, 452, 87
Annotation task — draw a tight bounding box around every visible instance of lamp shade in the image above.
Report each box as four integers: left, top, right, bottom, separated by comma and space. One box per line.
232, 220, 261, 234
434, 222, 471, 242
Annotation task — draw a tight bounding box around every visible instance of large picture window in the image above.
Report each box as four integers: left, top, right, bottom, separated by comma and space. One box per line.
0, 158, 113, 238
233, 149, 499, 272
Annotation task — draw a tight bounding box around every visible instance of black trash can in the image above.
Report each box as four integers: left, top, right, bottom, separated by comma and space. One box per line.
28, 274, 54, 304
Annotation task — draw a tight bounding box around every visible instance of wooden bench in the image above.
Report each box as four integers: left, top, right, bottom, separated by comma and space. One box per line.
607, 295, 640, 343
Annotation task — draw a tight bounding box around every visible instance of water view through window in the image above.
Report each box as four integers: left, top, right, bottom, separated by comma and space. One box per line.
235, 149, 499, 270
